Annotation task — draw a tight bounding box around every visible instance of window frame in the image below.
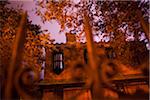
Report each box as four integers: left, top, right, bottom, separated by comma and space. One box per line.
52, 51, 64, 74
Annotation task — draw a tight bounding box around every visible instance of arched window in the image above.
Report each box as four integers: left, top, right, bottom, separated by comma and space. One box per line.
53, 51, 64, 75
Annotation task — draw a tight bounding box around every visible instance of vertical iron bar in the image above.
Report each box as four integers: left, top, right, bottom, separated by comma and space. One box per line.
83, 11, 104, 100
4, 12, 27, 99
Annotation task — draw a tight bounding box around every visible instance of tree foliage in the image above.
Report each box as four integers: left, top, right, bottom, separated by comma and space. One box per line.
35, 0, 149, 66
0, 1, 53, 78
36, 0, 149, 41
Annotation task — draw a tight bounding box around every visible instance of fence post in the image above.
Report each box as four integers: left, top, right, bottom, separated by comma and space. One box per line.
83, 11, 104, 100
4, 12, 27, 99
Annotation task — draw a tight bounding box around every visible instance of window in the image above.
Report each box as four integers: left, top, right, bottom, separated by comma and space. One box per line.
84, 49, 88, 64
105, 47, 116, 59
53, 52, 64, 75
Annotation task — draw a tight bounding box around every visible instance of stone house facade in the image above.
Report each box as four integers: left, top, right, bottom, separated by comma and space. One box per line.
43, 33, 113, 82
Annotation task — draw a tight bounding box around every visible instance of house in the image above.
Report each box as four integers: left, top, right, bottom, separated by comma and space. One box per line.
38, 33, 148, 100
43, 33, 113, 82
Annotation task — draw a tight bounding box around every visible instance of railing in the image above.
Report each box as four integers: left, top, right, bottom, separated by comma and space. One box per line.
37, 74, 149, 100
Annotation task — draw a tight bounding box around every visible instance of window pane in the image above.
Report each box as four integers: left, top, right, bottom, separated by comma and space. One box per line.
54, 53, 63, 61
55, 62, 60, 68
59, 54, 63, 61
60, 62, 63, 69
54, 54, 56, 61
